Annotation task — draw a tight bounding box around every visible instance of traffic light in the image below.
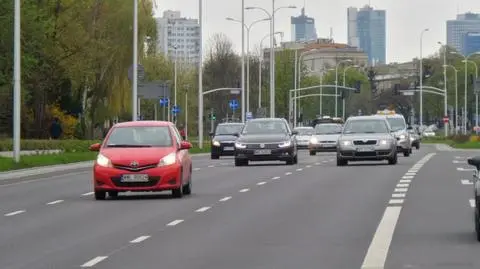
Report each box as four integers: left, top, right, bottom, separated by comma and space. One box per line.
208, 112, 216, 121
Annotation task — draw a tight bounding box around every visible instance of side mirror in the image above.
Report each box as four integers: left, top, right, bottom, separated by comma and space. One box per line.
233, 132, 240, 137
89, 143, 101, 151
291, 130, 298, 135
209, 132, 214, 136
180, 141, 192, 150
407, 126, 413, 130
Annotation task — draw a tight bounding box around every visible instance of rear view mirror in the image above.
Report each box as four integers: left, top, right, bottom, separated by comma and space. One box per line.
407, 126, 413, 130
89, 143, 101, 151
180, 141, 192, 150
209, 132, 214, 136
292, 130, 298, 135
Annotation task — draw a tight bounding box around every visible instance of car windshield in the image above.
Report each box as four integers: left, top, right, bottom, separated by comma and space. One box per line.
343, 120, 389, 134
294, 128, 314, 135
215, 124, 243, 135
105, 126, 173, 147
314, 124, 343, 134
386, 117, 406, 131
242, 120, 288, 135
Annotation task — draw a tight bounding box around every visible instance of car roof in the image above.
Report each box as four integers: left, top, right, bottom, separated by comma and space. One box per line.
218, 122, 244, 126
249, 117, 285, 121
347, 115, 387, 121
113, 121, 173, 127
294, 126, 313, 129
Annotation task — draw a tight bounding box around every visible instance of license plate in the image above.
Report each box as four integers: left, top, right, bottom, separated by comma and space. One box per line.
357, 147, 374, 152
121, 174, 149, 182
224, 147, 234, 151
254, 149, 271, 155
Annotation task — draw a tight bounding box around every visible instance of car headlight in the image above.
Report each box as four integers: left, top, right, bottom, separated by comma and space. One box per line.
278, 140, 292, 148
398, 134, 406, 140
310, 137, 318, 144
212, 140, 220, 147
96, 153, 112, 167
340, 140, 351, 146
379, 139, 388, 145
235, 142, 246, 149
158, 152, 177, 167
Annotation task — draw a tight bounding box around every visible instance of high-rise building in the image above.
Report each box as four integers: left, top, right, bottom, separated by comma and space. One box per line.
464, 32, 480, 55
447, 13, 480, 54
155, 10, 200, 65
290, 8, 317, 42
347, 5, 386, 65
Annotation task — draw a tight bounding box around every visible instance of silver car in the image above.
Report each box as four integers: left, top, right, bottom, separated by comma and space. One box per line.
308, 123, 343, 155
337, 116, 398, 166
293, 127, 314, 149
380, 114, 412, 157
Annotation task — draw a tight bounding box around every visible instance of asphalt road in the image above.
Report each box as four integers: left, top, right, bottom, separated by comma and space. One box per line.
0, 146, 480, 269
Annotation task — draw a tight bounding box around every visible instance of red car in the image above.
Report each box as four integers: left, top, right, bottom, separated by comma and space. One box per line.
89, 121, 193, 200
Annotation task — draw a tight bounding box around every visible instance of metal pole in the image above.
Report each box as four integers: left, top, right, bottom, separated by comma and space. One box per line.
419, 37, 423, 129
464, 59, 468, 134
198, 0, 203, 148
13, 0, 21, 162
269, 0, 275, 118
455, 70, 458, 134
154, 103, 157, 120
210, 108, 214, 133
185, 92, 188, 140
343, 70, 346, 120
342, 98, 346, 120
335, 66, 338, 117
475, 66, 478, 128
320, 73, 323, 115
443, 46, 448, 137
258, 58, 262, 108
174, 48, 178, 124
132, 0, 138, 121
246, 27, 250, 114
293, 50, 297, 124
241, 0, 245, 122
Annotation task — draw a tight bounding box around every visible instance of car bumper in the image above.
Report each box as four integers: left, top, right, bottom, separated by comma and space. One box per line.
309, 143, 337, 152
396, 138, 411, 152
211, 144, 236, 156
235, 147, 295, 161
337, 145, 395, 161
93, 164, 182, 192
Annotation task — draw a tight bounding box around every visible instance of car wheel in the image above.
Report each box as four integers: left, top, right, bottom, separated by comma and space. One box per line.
294, 153, 298, 164
388, 153, 398, 165
172, 185, 183, 198
108, 191, 118, 198
415, 143, 420, 149
336, 157, 347, 166
94, 190, 106, 200
309, 151, 316, 156
286, 157, 295, 165
403, 150, 410, 157
211, 154, 219, 159
475, 206, 480, 242
235, 159, 247, 166
183, 180, 192, 195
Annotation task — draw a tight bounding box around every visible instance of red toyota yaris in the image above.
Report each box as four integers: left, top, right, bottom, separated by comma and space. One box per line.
89, 121, 193, 200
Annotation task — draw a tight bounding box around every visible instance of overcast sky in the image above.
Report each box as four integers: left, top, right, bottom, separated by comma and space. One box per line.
154, 0, 479, 63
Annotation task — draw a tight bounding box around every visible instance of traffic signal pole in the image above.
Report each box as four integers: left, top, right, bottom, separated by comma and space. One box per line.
210, 108, 214, 134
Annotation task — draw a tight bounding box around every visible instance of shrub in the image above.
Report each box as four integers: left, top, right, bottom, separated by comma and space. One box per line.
47, 105, 78, 139
0, 139, 101, 152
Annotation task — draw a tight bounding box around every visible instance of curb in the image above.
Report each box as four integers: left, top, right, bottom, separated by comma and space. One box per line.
0, 152, 210, 181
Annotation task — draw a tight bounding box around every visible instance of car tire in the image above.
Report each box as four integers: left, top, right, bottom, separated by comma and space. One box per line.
183, 180, 192, 195
172, 185, 183, 198
211, 154, 219, 159
336, 157, 347, 166
235, 159, 247, 166
286, 157, 295, 165
309, 151, 316, 156
94, 190, 106, 200
108, 191, 118, 198
388, 153, 398, 165
403, 150, 410, 157
415, 143, 420, 149
294, 153, 298, 164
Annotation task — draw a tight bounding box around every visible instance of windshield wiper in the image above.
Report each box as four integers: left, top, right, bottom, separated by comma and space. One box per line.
106, 144, 152, 148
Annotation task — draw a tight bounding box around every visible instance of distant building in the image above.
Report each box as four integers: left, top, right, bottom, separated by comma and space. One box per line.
347, 5, 386, 65
463, 32, 480, 55
155, 10, 200, 65
290, 8, 317, 42
447, 13, 480, 54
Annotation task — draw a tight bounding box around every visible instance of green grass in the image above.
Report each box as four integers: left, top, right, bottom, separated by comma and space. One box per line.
0, 146, 211, 172
422, 137, 480, 149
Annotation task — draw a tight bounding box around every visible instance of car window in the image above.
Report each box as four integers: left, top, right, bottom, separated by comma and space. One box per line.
314, 124, 342, 134
386, 117, 406, 131
215, 124, 243, 135
242, 121, 288, 135
343, 120, 389, 134
294, 128, 314, 135
105, 126, 173, 147
170, 126, 183, 145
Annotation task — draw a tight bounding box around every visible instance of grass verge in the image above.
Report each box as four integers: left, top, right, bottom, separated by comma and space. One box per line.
422, 137, 480, 149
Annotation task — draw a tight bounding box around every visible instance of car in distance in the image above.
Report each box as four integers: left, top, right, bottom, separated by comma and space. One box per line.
89, 121, 193, 200
210, 123, 244, 159
234, 118, 298, 166
337, 116, 397, 166
376, 110, 412, 157
408, 126, 421, 149
467, 156, 480, 241
308, 123, 343, 155
293, 126, 314, 149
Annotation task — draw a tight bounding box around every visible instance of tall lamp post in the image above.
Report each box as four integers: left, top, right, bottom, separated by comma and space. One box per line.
13, 0, 21, 162
197, 0, 204, 148
445, 64, 458, 134
226, 17, 270, 115
258, 31, 283, 109
419, 28, 429, 129
335, 59, 352, 117
438, 41, 448, 137
246, 3, 296, 117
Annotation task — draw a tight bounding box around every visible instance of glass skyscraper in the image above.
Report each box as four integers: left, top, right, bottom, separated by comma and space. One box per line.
447, 13, 480, 54
347, 5, 386, 65
290, 8, 317, 42
464, 32, 480, 55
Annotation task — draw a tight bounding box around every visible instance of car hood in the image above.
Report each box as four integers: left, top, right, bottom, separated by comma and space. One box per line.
313, 134, 341, 141
237, 134, 289, 143
339, 133, 393, 141
392, 129, 408, 137
100, 147, 174, 166
213, 135, 237, 142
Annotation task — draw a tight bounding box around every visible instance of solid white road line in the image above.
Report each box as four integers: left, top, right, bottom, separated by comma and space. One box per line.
46, 200, 64, 205
4, 210, 25, 217
81, 256, 108, 267
166, 219, 184, 226
399, 179, 411, 183
82, 192, 94, 196
470, 199, 476, 208
392, 193, 406, 198
195, 206, 211, 212
388, 199, 404, 204
461, 179, 473, 185
256, 181, 267, 186
361, 206, 402, 269
239, 188, 250, 193
396, 184, 409, 188
272, 176, 280, 180
219, 196, 231, 202
285, 172, 292, 176
130, 235, 151, 243
394, 188, 408, 192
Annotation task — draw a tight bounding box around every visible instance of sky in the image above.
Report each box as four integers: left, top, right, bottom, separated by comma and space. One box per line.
154, 0, 480, 63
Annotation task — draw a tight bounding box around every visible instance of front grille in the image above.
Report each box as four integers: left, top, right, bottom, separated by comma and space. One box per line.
246, 143, 279, 149
113, 163, 158, 172
355, 151, 377, 157
353, 140, 377, 145
220, 142, 235, 147
111, 176, 160, 187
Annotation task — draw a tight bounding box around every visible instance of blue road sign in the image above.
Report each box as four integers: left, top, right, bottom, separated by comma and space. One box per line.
229, 100, 239, 111
172, 105, 180, 115
159, 97, 169, 107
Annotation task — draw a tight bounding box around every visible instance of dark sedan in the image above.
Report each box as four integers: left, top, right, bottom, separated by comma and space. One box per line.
234, 118, 298, 166
210, 123, 244, 159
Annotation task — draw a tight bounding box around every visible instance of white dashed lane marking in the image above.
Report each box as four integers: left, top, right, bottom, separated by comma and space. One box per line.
470, 199, 476, 208
396, 184, 409, 188
208, 165, 214, 168
394, 188, 408, 192
219, 196, 231, 202
195, 206, 211, 213
272, 176, 280, 180
461, 179, 473, 185
453, 160, 467, 164
457, 167, 475, 171
388, 199, 404, 204
404, 172, 416, 176
239, 188, 250, 193
166, 219, 184, 226
46, 200, 64, 205
82, 192, 94, 196
392, 193, 406, 198
4, 210, 25, 217
193, 168, 201, 171
399, 179, 411, 183
306, 165, 312, 168
402, 176, 414, 179
285, 172, 292, 176
81, 256, 108, 267
256, 181, 267, 186
130, 235, 151, 243
296, 168, 303, 171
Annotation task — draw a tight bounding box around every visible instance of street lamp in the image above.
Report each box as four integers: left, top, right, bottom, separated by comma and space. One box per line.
463, 59, 478, 127
335, 59, 353, 117
438, 41, 448, 137
132, 0, 139, 121
198, 0, 204, 148
246, 3, 296, 118
419, 28, 429, 129
445, 64, 458, 134
13, 0, 21, 162
258, 31, 283, 109
226, 17, 269, 115
295, 49, 319, 125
